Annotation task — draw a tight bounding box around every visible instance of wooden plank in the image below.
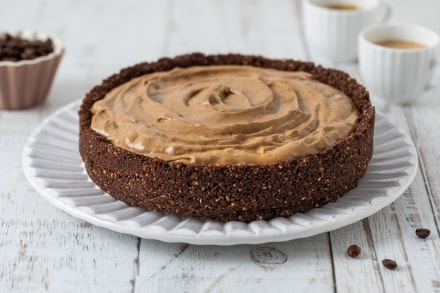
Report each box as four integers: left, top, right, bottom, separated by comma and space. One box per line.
0, 0, 170, 292
329, 97, 440, 293
165, 0, 306, 59
0, 0, 40, 29
0, 111, 139, 292
330, 220, 386, 293
329, 66, 440, 292
1, 0, 439, 292
132, 1, 335, 292
321, 0, 440, 291
135, 235, 334, 292
383, 0, 440, 32
368, 1, 440, 289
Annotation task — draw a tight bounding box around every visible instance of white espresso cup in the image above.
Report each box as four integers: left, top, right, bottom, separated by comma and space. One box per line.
303, 0, 389, 64
359, 24, 440, 104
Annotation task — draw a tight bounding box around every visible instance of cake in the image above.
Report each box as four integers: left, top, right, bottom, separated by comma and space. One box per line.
79, 53, 375, 222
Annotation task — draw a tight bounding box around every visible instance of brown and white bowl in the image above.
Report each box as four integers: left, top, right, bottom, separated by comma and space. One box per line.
0, 30, 64, 110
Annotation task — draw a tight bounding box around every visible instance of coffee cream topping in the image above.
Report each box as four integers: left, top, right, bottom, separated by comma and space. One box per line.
91, 65, 360, 165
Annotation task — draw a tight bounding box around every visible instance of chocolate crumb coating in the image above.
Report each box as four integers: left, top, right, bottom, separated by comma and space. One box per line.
79, 53, 375, 222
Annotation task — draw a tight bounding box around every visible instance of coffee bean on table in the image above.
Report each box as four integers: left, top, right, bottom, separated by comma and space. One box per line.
382, 259, 397, 270
415, 228, 430, 239
347, 244, 361, 257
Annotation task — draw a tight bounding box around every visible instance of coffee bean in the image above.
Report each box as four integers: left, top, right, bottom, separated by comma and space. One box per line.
347, 244, 361, 257
382, 259, 397, 270
415, 228, 430, 239
0, 34, 53, 62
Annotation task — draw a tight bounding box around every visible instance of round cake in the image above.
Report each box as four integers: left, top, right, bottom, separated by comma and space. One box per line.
79, 53, 375, 222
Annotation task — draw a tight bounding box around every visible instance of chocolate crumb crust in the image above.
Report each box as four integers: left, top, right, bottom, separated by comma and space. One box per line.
79, 53, 375, 222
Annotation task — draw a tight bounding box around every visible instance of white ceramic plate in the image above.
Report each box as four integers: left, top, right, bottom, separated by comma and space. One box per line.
22, 100, 418, 245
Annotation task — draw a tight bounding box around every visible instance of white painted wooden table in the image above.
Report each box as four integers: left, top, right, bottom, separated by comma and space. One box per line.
1, 0, 439, 292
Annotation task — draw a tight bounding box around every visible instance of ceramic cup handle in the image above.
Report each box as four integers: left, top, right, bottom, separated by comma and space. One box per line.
427, 57, 440, 90
381, 3, 392, 22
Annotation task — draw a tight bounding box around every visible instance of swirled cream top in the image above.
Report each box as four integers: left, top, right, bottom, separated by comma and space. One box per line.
91, 65, 360, 165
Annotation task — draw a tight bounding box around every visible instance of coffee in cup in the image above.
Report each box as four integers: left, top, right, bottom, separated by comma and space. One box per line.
374, 39, 426, 49
303, 0, 390, 65
359, 24, 440, 104
325, 3, 361, 10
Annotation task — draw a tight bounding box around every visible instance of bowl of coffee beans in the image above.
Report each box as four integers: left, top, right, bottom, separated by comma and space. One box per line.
0, 30, 64, 110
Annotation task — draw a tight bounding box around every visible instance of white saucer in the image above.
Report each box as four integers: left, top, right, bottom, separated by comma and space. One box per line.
22, 100, 418, 245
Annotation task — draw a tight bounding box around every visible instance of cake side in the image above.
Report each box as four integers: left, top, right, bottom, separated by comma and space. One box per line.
79, 53, 375, 222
